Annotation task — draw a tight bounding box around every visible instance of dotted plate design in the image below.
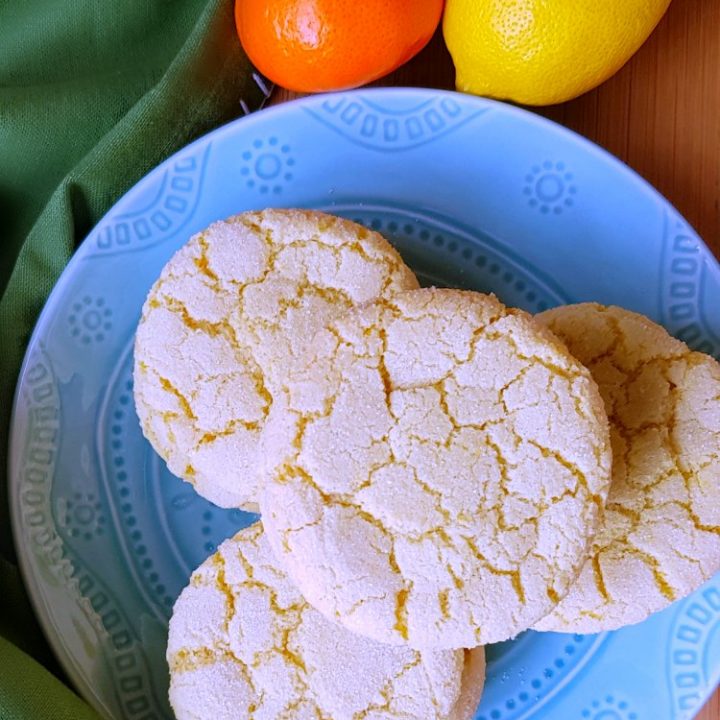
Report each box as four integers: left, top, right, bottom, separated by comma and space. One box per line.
10, 89, 720, 720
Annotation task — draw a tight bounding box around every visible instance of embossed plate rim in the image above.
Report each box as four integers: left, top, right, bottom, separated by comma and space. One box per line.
9, 87, 720, 720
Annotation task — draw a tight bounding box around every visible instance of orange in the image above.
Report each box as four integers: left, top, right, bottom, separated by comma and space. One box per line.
235, 0, 444, 93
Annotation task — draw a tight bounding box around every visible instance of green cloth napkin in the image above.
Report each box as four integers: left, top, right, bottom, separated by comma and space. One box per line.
0, 0, 267, 716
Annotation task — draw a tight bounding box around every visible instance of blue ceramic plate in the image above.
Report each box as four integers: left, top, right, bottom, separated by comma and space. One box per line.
10, 88, 720, 720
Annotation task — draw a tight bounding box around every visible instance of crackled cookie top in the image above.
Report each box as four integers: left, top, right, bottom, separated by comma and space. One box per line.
133, 210, 417, 509
260, 288, 612, 649
533, 303, 720, 633
167, 524, 485, 720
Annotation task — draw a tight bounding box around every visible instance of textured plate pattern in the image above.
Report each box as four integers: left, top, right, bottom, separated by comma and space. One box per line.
10, 89, 720, 720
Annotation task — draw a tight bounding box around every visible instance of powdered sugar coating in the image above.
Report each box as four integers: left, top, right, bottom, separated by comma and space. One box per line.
167, 524, 485, 720
261, 288, 612, 649
534, 303, 720, 633
133, 210, 418, 509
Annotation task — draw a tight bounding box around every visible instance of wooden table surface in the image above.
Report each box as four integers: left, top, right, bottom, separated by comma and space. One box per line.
272, 0, 720, 716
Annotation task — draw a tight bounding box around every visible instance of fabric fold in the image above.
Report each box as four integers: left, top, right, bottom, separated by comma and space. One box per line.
0, 0, 268, 716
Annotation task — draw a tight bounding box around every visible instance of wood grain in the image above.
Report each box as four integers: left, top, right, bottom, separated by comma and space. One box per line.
272, 2, 719, 715
272, 0, 720, 260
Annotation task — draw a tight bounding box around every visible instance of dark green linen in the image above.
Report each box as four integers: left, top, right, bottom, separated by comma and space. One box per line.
0, 1, 267, 715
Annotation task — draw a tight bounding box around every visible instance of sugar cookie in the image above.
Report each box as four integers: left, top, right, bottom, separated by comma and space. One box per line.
133, 210, 418, 509
167, 523, 486, 720
533, 303, 720, 633
261, 288, 612, 649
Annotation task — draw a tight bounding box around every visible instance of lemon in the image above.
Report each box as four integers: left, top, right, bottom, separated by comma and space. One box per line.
443, 0, 672, 106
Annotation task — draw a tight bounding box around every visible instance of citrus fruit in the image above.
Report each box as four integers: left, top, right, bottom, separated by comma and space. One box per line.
443, 0, 672, 105
235, 0, 444, 93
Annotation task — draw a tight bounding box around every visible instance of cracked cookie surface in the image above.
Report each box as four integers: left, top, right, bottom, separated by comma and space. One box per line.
261, 288, 612, 649
133, 210, 418, 510
167, 523, 485, 720
533, 303, 720, 633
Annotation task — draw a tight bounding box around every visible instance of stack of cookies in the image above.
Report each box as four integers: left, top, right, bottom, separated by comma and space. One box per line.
133, 209, 720, 720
